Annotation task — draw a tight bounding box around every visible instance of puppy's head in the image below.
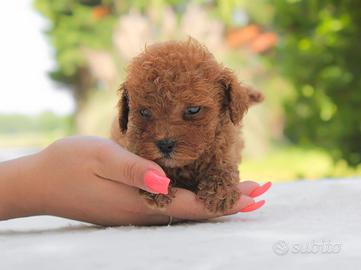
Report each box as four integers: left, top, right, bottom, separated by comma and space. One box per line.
118, 39, 263, 168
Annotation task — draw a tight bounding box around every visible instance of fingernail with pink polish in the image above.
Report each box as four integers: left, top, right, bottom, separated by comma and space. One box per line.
249, 182, 272, 198
144, 170, 170, 194
239, 200, 265, 212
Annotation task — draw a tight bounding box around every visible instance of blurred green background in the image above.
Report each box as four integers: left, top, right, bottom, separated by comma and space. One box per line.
1, 0, 360, 182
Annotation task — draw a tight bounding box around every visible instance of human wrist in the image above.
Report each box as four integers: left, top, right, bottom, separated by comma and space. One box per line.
0, 153, 47, 220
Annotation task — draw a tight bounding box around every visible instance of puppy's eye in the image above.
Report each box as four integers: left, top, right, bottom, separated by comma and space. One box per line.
184, 106, 201, 118
139, 108, 152, 119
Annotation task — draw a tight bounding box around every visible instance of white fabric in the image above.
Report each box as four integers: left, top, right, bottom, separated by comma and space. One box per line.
0, 178, 360, 269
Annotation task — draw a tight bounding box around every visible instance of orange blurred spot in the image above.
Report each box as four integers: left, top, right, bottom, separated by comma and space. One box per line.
92, 6, 110, 20
249, 33, 278, 53
226, 25, 260, 48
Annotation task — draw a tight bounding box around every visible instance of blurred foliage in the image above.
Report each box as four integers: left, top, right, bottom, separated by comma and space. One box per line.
31, 0, 361, 178
33, 0, 253, 88
0, 112, 71, 134
34, 1, 115, 80
33, 0, 262, 81
0, 113, 71, 148
0, 132, 68, 148
34, 0, 117, 114
267, 0, 361, 166
240, 147, 361, 183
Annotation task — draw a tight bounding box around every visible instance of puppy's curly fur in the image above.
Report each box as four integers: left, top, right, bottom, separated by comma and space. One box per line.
111, 38, 263, 213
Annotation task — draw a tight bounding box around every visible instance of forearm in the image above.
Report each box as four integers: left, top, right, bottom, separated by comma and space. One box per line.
0, 153, 46, 220
0, 137, 265, 226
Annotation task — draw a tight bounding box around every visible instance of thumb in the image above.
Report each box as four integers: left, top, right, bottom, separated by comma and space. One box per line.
94, 140, 170, 194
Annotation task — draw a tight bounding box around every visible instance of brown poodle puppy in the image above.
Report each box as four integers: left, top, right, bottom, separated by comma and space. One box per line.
111, 38, 263, 213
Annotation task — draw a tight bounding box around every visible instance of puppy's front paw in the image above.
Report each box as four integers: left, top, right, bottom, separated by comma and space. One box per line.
139, 188, 176, 210
197, 183, 240, 213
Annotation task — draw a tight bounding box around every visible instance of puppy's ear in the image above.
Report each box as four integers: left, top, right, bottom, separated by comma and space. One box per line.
248, 87, 264, 106
219, 68, 263, 125
118, 84, 129, 133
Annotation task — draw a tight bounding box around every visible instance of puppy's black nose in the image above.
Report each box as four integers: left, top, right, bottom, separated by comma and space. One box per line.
156, 139, 176, 155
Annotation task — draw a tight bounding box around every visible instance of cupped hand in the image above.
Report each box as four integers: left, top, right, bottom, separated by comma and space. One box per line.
15, 136, 270, 226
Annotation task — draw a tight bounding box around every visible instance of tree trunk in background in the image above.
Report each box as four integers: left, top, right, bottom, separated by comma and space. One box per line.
72, 67, 95, 133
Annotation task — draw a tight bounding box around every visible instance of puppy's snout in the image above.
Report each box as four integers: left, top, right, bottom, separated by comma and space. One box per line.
156, 139, 176, 155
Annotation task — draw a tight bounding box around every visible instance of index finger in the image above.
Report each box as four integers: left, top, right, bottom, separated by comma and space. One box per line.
93, 140, 170, 194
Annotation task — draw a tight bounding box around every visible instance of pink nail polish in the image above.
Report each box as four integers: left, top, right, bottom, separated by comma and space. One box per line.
239, 200, 265, 212
249, 182, 272, 198
144, 170, 170, 194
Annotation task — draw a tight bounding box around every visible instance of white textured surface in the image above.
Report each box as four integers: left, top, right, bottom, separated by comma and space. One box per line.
0, 148, 39, 162
0, 178, 360, 269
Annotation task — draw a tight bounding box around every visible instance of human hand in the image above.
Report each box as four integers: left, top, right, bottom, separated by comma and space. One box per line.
0, 136, 271, 226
